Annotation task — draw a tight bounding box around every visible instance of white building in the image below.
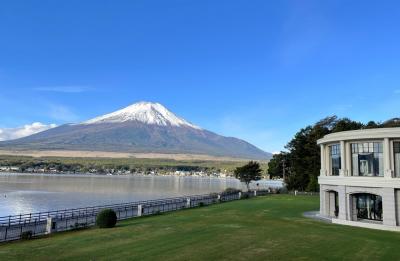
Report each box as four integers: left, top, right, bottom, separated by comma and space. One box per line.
318, 128, 400, 231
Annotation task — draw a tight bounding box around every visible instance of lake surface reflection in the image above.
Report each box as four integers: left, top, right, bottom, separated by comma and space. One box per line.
0, 173, 283, 216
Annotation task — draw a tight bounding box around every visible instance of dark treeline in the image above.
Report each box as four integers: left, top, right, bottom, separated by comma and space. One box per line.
268, 116, 400, 191
0, 155, 268, 175
0, 157, 214, 174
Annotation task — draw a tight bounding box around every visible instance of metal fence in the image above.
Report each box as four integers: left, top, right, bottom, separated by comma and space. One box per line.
0, 190, 269, 242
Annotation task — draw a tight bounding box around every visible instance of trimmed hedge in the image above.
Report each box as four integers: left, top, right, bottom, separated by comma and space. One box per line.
96, 209, 117, 228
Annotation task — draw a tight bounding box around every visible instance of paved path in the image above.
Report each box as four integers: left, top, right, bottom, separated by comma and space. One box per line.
303, 211, 332, 223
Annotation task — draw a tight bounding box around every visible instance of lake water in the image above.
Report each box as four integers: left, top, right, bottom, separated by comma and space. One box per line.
0, 173, 284, 217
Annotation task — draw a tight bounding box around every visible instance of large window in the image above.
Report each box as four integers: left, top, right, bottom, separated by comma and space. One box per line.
355, 193, 382, 221
395, 142, 400, 178
351, 142, 383, 177
329, 144, 341, 176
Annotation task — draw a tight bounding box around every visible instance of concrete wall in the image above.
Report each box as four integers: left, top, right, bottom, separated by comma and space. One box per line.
320, 184, 400, 228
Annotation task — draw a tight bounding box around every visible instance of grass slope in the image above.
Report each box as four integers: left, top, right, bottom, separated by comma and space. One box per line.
1, 195, 400, 260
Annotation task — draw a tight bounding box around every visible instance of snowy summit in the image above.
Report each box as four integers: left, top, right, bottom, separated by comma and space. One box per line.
83, 102, 201, 129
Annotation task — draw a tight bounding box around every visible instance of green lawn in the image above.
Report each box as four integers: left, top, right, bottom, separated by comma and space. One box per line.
1, 195, 400, 260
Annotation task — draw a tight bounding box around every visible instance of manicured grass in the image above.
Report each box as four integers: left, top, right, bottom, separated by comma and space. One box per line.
1, 195, 400, 260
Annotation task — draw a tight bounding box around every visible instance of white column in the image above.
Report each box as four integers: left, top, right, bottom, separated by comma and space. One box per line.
383, 188, 396, 226
46, 217, 55, 234
137, 205, 143, 217
319, 186, 325, 216
325, 145, 330, 174
324, 191, 330, 216
340, 141, 346, 176
345, 193, 355, 221
384, 138, 393, 178
350, 195, 357, 221
345, 142, 352, 176
390, 140, 395, 171
320, 144, 327, 176
338, 186, 347, 220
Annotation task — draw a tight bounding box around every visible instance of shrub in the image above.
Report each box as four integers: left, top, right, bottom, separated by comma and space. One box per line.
96, 209, 117, 228
199, 202, 205, 207
278, 187, 288, 194
241, 193, 250, 199
21, 231, 33, 240
224, 188, 241, 194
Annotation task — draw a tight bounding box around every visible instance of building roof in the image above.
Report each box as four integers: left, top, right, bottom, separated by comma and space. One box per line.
317, 127, 400, 145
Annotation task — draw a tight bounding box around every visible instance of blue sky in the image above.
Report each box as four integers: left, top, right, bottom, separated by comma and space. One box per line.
1, 0, 400, 152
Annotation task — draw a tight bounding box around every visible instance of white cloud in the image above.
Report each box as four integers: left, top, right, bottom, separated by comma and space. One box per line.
0, 122, 57, 141
48, 104, 79, 122
33, 86, 92, 93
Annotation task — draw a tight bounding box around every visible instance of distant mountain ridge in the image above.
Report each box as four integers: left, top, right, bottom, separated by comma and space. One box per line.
0, 102, 272, 160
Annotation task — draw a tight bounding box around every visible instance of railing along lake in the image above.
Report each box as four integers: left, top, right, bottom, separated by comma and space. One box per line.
0, 190, 270, 242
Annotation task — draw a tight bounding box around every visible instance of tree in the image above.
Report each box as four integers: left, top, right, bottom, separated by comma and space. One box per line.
365, 121, 380, 129
234, 161, 262, 191
268, 152, 290, 179
285, 125, 326, 191
280, 115, 398, 191
284, 116, 365, 191
332, 118, 364, 132
381, 118, 400, 128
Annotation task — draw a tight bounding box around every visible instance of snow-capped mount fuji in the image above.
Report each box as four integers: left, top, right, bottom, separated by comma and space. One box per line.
0, 102, 271, 160
83, 102, 201, 129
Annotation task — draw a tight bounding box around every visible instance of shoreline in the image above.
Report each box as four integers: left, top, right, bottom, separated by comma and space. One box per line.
0, 171, 240, 179
0, 172, 284, 184
0, 149, 266, 162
